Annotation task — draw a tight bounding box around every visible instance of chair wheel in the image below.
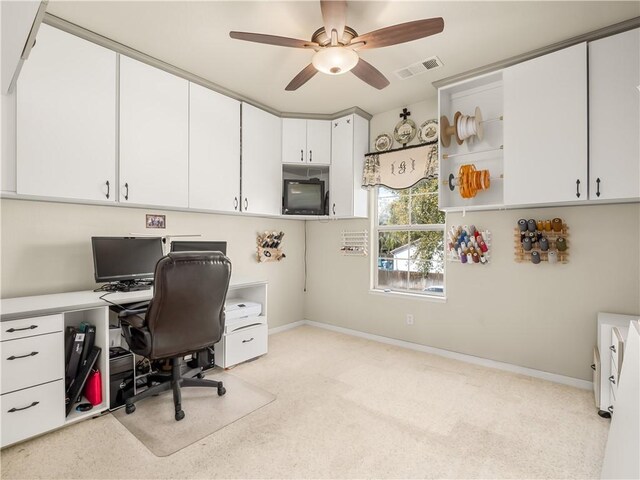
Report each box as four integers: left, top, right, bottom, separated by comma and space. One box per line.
175, 410, 185, 421
196, 372, 204, 379
125, 404, 136, 414
217, 386, 226, 396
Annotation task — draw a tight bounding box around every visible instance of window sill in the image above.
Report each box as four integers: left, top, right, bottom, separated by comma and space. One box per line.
368, 288, 447, 303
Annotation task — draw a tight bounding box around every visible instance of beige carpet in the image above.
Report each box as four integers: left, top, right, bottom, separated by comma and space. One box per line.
111, 371, 275, 457
1, 325, 609, 479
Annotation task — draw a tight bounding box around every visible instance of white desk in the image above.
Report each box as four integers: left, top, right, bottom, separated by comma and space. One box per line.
0, 280, 267, 448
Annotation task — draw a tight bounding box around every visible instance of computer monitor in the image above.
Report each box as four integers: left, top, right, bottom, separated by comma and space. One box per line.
170, 240, 227, 255
91, 237, 164, 283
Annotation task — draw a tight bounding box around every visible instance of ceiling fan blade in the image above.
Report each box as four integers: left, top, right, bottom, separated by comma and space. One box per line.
351, 17, 444, 50
230, 31, 318, 49
285, 64, 319, 91
320, 0, 347, 43
351, 58, 390, 90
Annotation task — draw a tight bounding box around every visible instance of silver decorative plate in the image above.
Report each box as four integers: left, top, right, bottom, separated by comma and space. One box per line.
374, 133, 393, 152
418, 119, 439, 144
393, 119, 417, 145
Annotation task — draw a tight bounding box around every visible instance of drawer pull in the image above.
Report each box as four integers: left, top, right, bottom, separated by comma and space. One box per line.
6, 325, 38, 333
590, 364, 596, 371
8, 401, 40, 413
242, 338, 254, 343
609, 375, 616, 385
7, 351, 39, 360
610, 345, 616, 353
607, 405, 614, 414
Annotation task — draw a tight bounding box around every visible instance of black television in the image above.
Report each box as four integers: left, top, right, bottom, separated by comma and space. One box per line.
91, 237, 164, 283
170, 240, 227, 255
283, 179, 325, 215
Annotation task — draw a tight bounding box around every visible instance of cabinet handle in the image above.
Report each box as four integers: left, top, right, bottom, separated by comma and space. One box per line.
234, 197, 238, 210
105, 180, 110, 199
596, 178, 601, 197
124, 182, 129, 201
244, 198, 248, 211
8, 401, 39, 413
301, 149, 304, 162
609, 375, 616, 385
7, 351, 39, 360
332, 203, 336, 215
309, 150, 312, 162
6, 325, 37, 333
590, 364, 596, 371
610, 345, 616, 353
607, 405, 614, 414
242, 337, 254, 343
575, 179, 581, 198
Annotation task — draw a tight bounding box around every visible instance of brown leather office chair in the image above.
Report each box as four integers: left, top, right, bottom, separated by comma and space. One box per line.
119, 251, 231, 421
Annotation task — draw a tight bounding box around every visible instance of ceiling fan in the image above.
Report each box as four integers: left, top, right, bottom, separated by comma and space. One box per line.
229, 0, 444, 91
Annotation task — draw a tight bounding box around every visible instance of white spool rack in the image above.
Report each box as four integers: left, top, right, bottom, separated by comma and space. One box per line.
341, 230, 368, 256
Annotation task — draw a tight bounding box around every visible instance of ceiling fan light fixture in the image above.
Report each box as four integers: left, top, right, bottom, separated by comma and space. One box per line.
312, 47, 358, 75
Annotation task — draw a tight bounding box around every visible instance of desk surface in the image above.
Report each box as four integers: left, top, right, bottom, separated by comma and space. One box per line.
0, 279, 266, 321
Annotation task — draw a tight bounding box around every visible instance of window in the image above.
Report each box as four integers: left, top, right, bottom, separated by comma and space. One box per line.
373, 178, 445, 296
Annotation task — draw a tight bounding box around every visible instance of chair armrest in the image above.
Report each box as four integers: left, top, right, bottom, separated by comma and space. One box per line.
119, 310, 147, 329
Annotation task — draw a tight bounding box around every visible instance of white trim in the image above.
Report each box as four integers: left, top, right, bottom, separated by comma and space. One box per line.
298, 320, 593, 390
268, 320, 306, 335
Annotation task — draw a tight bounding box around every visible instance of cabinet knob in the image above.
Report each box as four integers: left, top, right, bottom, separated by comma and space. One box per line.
301, 149, 304, 162
309, 150, 312, 162
7, 351, 39, 360
244, 198, 248, 211
105, 180, 110, 199
242, 337, 254, 343
6, 325, 37, 333
332, 203, 336, 215
234, 197, 238, 210
575, 179, 581, 198
609, 375, 616, 384
596, 178, 601, 197
124, 183, 129, 201
590, 364, 596, 371
610, 345, 616, 353
607, 405, 614, 414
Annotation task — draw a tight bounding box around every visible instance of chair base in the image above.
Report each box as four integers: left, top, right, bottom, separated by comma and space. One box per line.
124, 357, 225, 421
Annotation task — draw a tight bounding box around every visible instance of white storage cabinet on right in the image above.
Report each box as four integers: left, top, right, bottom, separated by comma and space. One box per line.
588, 28, 640, 201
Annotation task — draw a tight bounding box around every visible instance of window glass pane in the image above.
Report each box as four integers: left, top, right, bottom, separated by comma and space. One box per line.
377, 260, 408, 291
409, 230, 445, 276
378, 231, 408, 258
411, 178, 438, 195
407, 261, 444, 295
377, 189, 408, 226
410, 193, 445, 225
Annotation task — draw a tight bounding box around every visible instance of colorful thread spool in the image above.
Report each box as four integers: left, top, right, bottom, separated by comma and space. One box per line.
527, 219, 537, 233
531, 251, 541, 264
522, 237, 533, 251
548, 251, 558, 264
556, 237, 567, 252
552, 218, 563, 232
539, 237, 549, 251
518, 219, 527, 232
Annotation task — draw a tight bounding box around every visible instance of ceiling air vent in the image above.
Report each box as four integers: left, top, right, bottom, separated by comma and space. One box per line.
394, 56, 443, 80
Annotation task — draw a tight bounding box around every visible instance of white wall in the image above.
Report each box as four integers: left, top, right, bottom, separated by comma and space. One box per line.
303, 99, 640, 382
0, 199, 305, 328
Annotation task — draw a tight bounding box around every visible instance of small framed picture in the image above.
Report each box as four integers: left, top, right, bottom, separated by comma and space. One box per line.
146, 214, 166, 229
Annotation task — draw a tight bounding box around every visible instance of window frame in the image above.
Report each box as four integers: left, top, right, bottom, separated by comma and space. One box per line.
370, 182, 446, 300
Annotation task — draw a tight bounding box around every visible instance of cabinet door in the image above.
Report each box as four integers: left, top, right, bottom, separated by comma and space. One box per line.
119, 56, 189, 207
306, 119, 331, 165
589, 29, 640, 201
189, 83, 240, 212
504, 43, 588, 205
17, 24, 116, 202
241, 103, 282, 215
282, 118, 307, 164
330, 115, 354, 217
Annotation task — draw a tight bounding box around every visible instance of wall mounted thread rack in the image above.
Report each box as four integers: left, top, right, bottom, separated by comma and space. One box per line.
341, 230, 368, 256
513, 220, 569, 264
448, 225, 491, 264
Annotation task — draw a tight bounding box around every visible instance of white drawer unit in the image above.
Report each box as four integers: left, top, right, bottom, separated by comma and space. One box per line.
215, 321, 268, 368
1, 380, 65, 447
1, 331, 64, 394
1, 314, 63, 341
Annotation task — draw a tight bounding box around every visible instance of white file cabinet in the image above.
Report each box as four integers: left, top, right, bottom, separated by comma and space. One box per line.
214, 300, 268, 368
1, 314, 65, 447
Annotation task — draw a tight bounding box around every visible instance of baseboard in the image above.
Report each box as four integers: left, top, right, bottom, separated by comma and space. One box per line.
268, 320, 306, 335
301, 320, 593, 390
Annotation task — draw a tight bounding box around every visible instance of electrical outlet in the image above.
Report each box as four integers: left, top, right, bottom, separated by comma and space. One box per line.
406, 314, 414, 325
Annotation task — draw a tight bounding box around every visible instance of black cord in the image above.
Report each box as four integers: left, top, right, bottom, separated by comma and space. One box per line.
98, 291, 127, 311
304, 220, 307, 293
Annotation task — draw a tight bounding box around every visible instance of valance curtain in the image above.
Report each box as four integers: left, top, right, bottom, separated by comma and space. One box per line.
362, 144, 438, 190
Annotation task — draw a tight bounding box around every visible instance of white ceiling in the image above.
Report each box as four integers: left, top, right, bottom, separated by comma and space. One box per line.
46, 1, 639, 116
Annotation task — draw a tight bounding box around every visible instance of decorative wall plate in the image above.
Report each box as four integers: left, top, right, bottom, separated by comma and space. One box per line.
393, 119, 417, 145
374, 133, 393, 152
418, 119, 438, 143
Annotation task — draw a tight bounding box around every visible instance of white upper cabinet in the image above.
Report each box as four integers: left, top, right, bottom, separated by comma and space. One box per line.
282, 118, 331, 165
17, 24, 116, 202
189, 83, 240, 212
504, 43, 588, 206
330, 114, 368, 218
589, 28, 640, 201
119, 55, 189, 208
241, 103, 282, 215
